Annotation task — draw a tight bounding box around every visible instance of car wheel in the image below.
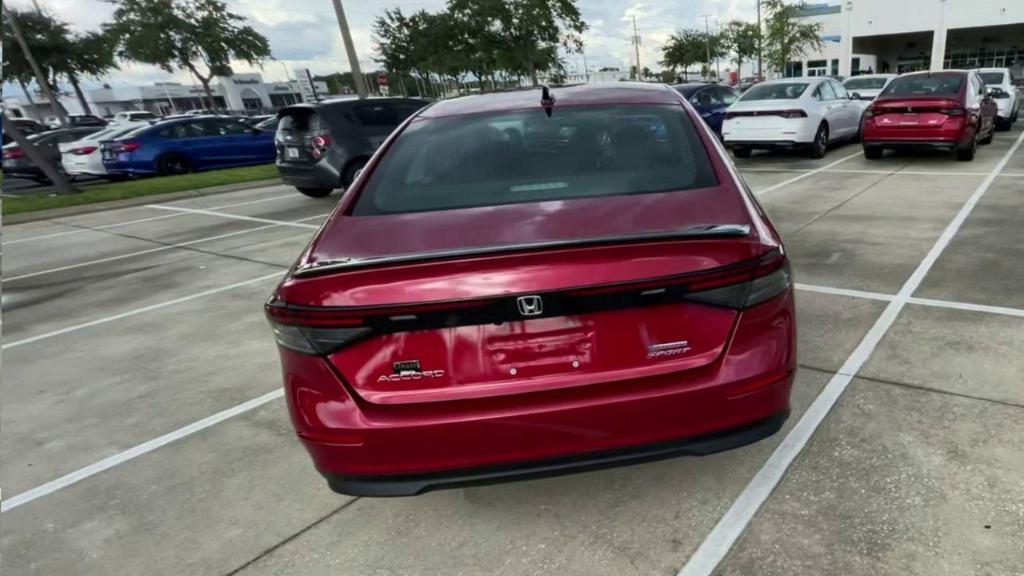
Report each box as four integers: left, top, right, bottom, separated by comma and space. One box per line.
157, 153, 192, 176
342, 158, 368, 189
732, 147, 752, 159
979, 124, 995, 144
808, 123, 829, 159
863, 145, 883, 160
994, 117, 1011, 132
296, 186, 333, 198
955, 132, 977, 161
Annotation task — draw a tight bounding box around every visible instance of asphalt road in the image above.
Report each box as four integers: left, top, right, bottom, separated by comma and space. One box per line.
3, 125, 1023, 575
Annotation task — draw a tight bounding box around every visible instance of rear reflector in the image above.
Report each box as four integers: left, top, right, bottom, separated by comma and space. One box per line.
266, 249, 792, 356
3, 148, 26, 159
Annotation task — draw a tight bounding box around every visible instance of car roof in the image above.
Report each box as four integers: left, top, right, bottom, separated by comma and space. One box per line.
420, 82, 681, 119
844, 74, 897, 80
899, 70, 967, 77
671, 83, 715, 95
755, 77, 823, 85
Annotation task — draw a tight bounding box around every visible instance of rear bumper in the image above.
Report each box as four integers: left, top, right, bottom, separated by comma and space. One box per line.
321, 409, 789, 496
276, 160, 341, 189
723, 140, 807, 150
862, 139, 960, 151
278, 290, 797, 496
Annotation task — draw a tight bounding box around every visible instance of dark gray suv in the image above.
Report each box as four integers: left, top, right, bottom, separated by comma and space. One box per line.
274, 98, 427, 197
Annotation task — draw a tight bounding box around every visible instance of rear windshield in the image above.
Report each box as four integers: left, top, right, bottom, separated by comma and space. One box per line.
740, 83, 808, 100
881, 74, 963, 96
278, 110, 322, 134
352, 104, 717, 216
844, 77, 888, 90
978, 72, 1005, 86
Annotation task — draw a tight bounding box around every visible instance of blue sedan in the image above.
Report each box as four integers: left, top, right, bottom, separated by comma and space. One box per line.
672, 83, 740, 137
102, 116, 276, 176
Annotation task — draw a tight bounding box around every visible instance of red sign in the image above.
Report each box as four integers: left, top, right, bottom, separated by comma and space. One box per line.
377, 74, 389, 87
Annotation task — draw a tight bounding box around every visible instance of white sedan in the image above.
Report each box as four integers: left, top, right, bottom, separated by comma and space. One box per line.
59, 123, 148, 178
843, 73, 898, 115
722, 76, 862, 159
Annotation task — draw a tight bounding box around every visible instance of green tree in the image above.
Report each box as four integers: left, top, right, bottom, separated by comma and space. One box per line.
447, 0, 586, 86
660, 29, 706, 81
721, 20, 760, 77
2, 8, 118, 115
106, 0, 271, 110
761, 0, 823, 75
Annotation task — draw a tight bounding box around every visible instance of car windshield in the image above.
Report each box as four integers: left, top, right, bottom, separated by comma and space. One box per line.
882, 73, 963, 96
844, 77, 889, 90
740, 83, 808, 100
978, 72, 1005, 85
352, 104, 718, 216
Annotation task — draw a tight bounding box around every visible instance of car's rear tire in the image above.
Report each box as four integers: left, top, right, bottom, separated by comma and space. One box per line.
994, 117, 1011, 132
296, 186, 333, 198
979, 125, 995, 144
863, 145, 883, 160
955, 132, 977, 161
157, 153, 192, 176
342, 158, 368, 189
808, 123, 829, 159
732, 147, 752, 159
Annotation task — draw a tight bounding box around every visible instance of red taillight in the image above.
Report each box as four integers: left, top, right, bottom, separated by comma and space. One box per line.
776, 109, 807, 119
266, 303, 371, 355
940, 107, 966, 116
3, 147, 25, 159
312, 135, 332, 149
112, 140, 141, 153
70, 146, 98, 155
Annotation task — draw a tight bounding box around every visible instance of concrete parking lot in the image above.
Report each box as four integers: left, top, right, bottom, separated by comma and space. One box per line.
3, 125, 1023, 576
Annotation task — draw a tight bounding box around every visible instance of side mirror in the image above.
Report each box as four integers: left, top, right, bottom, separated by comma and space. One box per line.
850, 92, 860, 100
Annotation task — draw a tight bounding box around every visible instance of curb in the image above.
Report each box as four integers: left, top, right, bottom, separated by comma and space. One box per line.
3, 178, 285, 225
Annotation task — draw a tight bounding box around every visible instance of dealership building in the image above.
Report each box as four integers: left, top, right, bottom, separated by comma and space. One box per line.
3, 73, 330, 121
786, 0, 1024, 77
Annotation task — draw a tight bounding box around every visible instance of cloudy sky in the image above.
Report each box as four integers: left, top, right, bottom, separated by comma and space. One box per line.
5, 0, 760, 90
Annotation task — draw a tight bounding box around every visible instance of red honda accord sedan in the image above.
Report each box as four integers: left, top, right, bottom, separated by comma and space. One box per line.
266, 83, 797, 496
862, 70, 997, 161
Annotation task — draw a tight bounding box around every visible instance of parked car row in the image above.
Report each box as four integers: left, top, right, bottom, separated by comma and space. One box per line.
687, 67, 1020, 162
2, 112, 279, 184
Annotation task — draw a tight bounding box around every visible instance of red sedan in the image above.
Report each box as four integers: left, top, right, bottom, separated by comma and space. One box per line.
266, 83, 797, 496
862, 70, 997, 161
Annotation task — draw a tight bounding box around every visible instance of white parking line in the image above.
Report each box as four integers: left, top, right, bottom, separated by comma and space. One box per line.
1, 271, 284, 350
146, 204, 321, 229
2, 213, 326, 283
796, 283, 1024, 319
678, 127, 1024, 576
1, 192, 295, 246
0, 388, 285, 513
753, 151, 861, 197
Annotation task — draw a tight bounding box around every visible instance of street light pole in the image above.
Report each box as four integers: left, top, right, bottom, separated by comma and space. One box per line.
3, 4, 68, 127
756, 0, 763, 78
329, 0, 368, 99
703, 15, 711, 80
632, 15, 642, 80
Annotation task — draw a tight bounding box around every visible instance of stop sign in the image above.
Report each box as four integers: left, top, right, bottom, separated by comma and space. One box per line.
377, 73, 388, 87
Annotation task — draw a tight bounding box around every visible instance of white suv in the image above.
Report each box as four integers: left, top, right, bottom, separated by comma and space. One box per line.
112, 110, 160, 124
977, 68, 1019, 131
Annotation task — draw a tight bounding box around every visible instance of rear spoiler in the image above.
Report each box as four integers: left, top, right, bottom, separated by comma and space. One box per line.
293, 224, 751, 277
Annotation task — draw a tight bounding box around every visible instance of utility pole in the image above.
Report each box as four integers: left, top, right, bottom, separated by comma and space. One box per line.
3, 4, 68, 127
2, 112, 78, 194
330, 0, 368, 99
582, 45, 590, 83
756, 0, 763, 78
631, 16, 642, 80
703, 15, 712, 80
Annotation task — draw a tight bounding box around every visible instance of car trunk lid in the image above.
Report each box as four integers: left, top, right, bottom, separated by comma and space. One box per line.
270, 190, 782, 406
869, 97, 964, 131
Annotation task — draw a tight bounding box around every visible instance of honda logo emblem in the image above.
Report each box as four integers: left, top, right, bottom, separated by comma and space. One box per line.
516, 295, 543, 316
